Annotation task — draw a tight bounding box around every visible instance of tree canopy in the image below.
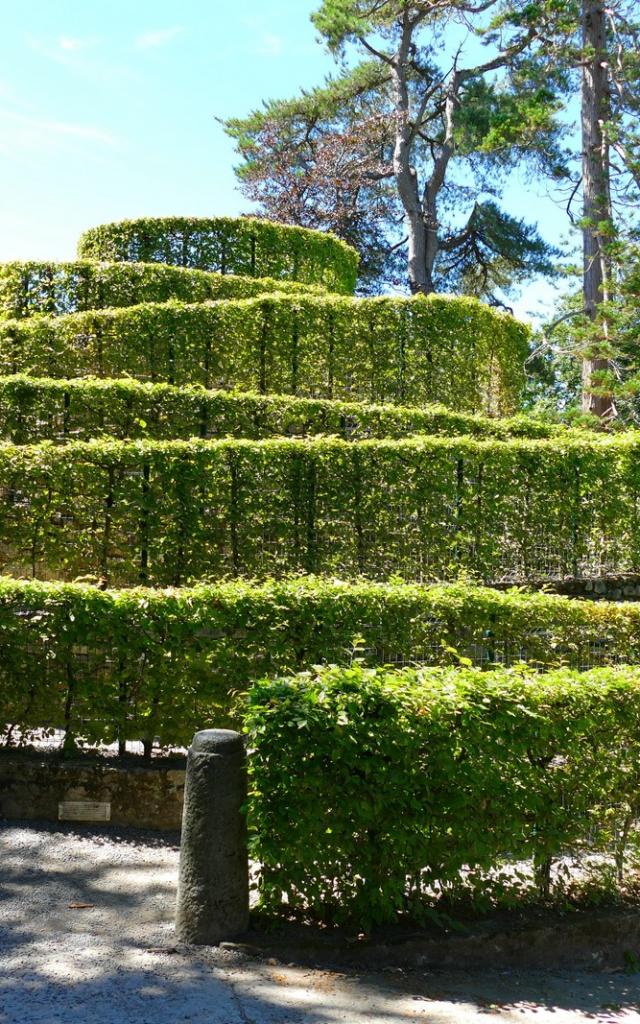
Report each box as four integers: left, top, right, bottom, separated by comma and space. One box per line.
226, 0, 568, 299
225, 0, 640, 421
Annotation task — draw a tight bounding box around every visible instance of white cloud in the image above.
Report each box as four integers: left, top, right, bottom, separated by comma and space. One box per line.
25, 33, 138, 85
135, 27, 183, 50
0, 108, 120, 154
241, 18, 285, 58
58, 36, 92, 52
43, 118, 118, 146
26, 34, 69, 65
255, 32, 284, 57
26, 33, 97, 65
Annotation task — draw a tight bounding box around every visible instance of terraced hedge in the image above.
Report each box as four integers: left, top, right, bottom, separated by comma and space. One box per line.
2, 577, 639, 749
0, 435, 633, 586
0, 260, 320, 321
0, 212, 619, 785
0, 294, 529, 414
77, 216, 359, 295
0, 375, 561, 444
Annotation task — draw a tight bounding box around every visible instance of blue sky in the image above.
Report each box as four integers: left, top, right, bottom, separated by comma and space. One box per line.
0, 0, 576, 319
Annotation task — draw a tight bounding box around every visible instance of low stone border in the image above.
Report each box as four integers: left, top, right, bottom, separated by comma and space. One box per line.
0, 751, 185, 830
227, 906, 640, 972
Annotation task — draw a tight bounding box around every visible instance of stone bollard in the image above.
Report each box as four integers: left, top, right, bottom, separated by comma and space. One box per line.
175, 729, 249, 944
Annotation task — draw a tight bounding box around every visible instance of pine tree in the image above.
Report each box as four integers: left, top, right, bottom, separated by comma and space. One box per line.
225, 1, 567, 299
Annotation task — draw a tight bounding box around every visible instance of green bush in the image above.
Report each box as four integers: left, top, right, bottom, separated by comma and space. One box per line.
3, 576, 640, 752
77, 216, 359, 295
0, 260, 320, 321
0, 434, 633, 586
0, 375, 563, 444
245, 664, 640, 925
0, 294, 529, 414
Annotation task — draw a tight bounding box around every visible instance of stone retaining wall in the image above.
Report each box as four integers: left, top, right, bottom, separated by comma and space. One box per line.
495, 574, 640, 602
0, 753, 185, 831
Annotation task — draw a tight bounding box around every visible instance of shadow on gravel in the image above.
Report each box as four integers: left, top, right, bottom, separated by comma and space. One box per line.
1, 820, 640, 1023
0, 816, 181, 848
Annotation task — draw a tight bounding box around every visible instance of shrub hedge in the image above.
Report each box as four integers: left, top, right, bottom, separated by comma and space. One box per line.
0, 295, 529, 414
0, 434, 633, 586
0, 260, 319, 321
3, 576, 640, 751
0, 375, 562, 445
77, 216, 359, 295
245, 664, 640, 925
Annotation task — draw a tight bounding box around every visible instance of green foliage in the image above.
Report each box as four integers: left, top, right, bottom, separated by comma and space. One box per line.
311, 0, 409, 52
536, 245, 640, 422
4, 576, 640, 751
0, 374, 563, 445
0, 260, 322, 321
524, 242, 640, 421
245, 663, 640, 925
437, 201, 563, 300
76, 216, 359, 295
0, 294, 529, 414
455, 74, 566, 167
0, 433, 636, 586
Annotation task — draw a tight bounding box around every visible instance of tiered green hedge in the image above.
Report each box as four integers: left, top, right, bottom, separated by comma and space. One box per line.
0, 375, 561, 445
0, 295, 529, 413
0, 435, 633, 585
0, 261, 319, 321
77, 216, 359, 295
246, 664, 640, 925
3, 577, 640, 751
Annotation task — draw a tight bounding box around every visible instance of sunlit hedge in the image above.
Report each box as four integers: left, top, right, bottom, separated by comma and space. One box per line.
0, 294, 529, 414
0, 434, 634, 586
0, 375, 561, 444
77, 216, 359, 295
0, 260, 321, 321
3, 576, 640, 751
246, 664, 640, 925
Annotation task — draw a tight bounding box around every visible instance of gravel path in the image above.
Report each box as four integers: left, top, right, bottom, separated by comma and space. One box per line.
1, 821, 639, 1023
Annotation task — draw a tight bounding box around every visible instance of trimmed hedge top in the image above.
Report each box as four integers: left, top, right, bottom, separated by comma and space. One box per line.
77, 216, 359, 295
0, 293, 529, 415
0, 374, 563, 445
0, 259, 323, 321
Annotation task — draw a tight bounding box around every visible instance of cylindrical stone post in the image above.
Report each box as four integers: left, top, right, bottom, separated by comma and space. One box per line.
175, 729, 249, 944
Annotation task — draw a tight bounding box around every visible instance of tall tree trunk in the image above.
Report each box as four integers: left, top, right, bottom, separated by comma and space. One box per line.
581, 0, 615, 419
394, 132, 430, 293
419, 72, 460, 297
405, 180, 430, 294
390, 17, 432, 295
392, 102, 430, 294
